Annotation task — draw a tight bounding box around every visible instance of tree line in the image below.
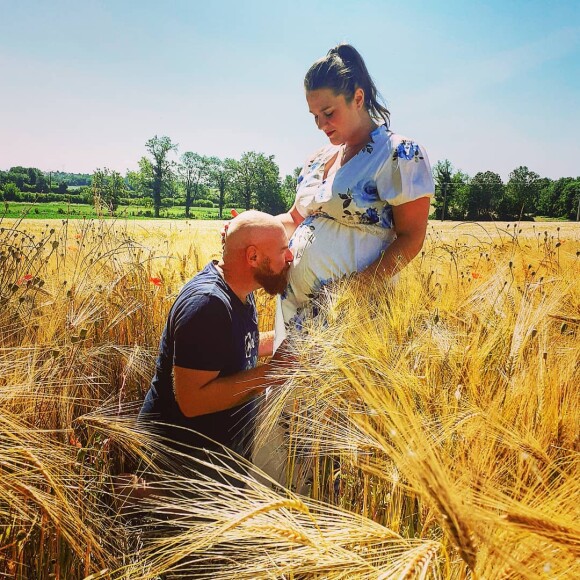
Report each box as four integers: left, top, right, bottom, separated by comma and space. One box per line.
432, 160, 580, 221
1, 138, 579, 220
0, 136, 299, 219
0, 168, 90, 194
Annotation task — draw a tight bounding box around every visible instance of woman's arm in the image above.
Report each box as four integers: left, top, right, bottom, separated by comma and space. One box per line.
276, 203, 305, 239
360, 196, 430, 281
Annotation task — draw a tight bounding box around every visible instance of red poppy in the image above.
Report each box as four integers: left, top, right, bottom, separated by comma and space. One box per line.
17, 274, 33, 285
231, 209, 239, 217
471, 272, 481, 279
149, 277, 162, 286
69, 433, 82, 448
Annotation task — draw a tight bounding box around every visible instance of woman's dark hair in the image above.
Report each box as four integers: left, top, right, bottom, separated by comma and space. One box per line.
304, 43, 390, 127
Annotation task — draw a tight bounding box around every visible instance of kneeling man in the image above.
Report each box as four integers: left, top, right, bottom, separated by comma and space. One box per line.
139, 210, 293, 479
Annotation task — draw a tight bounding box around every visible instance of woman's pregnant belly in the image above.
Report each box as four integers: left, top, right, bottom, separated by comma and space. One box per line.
286, 215, 395, 308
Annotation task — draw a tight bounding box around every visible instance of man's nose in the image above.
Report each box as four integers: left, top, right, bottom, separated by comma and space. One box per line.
286, 248, 294, 262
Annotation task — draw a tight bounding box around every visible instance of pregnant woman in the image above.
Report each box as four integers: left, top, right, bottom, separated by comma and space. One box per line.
274, 43, 434, 347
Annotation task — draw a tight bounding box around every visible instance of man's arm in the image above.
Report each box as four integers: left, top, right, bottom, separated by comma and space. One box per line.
258, 330, 274, 358
173, 363, 277, 418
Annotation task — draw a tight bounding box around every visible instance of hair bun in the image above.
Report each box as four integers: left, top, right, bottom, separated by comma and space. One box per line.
334, 43, 355, 63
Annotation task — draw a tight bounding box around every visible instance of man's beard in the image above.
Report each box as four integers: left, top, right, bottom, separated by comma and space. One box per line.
254, 257, 290, 296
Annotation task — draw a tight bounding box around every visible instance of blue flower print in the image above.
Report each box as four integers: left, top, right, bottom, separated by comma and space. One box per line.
281, 282, 292, 300
395, 141, 422, 161
290, 216, 316, 261
313, 277, 333, 294
351, 179, 380, 207
288, 306, 308, 332
360, 207, 379, 225
380, 204, 394, 229
297, 175, 304, 185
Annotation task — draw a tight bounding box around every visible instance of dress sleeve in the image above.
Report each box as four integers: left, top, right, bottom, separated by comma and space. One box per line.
173, 294, 231, 372
376, 140, 435, 206
294, 160, 311, 218
294, 145, 334, 218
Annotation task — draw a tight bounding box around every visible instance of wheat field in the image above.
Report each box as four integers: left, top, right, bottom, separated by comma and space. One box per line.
0, 216, 578, 579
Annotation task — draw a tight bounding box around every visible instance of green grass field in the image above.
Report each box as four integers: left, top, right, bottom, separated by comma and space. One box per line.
1, 201, 237, 220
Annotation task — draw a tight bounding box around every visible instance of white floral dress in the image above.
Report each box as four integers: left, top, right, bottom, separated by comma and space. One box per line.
274, 125, 434, 348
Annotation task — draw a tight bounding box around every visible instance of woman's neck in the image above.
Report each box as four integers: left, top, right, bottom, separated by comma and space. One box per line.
344, 117, 378, 151
342, 118, 377, 164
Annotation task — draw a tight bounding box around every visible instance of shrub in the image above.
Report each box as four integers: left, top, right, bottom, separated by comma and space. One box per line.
193, 199, 214, 208
1, 182, 20, 201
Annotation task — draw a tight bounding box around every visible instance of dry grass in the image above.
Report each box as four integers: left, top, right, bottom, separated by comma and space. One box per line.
0, 216, 578, 578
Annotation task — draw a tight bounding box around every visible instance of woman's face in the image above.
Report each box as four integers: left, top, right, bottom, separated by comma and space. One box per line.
306, 87, 365, 146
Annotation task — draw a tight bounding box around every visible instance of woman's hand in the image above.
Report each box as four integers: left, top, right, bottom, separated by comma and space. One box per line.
221, 209, 239, 249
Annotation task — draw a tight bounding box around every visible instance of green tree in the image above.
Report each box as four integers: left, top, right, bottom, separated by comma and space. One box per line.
228, 154, 251, 211
465, 171, 503, 219
207, 157, 234, 218
126, 157, 153, 201
432, 159, 454, 220
108, 171, 125, 213
559, 179, 580, 220
7, 167, 27, 190
229, 152, 284, 213
229, 153, 256, 211
503, 166, 541, 219
446, 170, 470, 219
539, 177, 578, 219
281, 167, 301, 209
145, 135, 178, 218
91, 168, 125, 213
178, 152, 209, 218
535, 177, 556, 217
35, 173, 48, 193
91, 170, 105, 213
1, 182, 20, 201
27, 167, 38, 186
254, 154, 285, 214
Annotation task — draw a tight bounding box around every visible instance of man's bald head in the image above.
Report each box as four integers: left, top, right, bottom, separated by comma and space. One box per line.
220, 210, 293, 298
224, 210, 286, 257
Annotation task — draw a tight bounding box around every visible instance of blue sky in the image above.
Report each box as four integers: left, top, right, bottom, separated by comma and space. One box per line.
1, 0, 578, 181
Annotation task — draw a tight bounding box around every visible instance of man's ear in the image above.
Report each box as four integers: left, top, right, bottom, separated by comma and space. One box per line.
246, 244, 258, 266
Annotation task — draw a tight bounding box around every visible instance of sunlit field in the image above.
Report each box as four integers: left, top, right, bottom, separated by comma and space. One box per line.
1, 216, 578, 579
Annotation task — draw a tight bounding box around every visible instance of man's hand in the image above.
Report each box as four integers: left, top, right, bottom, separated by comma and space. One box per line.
271, 339, 297, 368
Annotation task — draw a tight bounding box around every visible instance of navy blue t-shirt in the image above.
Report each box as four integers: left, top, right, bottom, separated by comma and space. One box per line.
140, 261, 259, 458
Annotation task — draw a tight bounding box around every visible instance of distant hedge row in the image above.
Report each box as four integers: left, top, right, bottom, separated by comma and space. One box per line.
0, 188, 217, 209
